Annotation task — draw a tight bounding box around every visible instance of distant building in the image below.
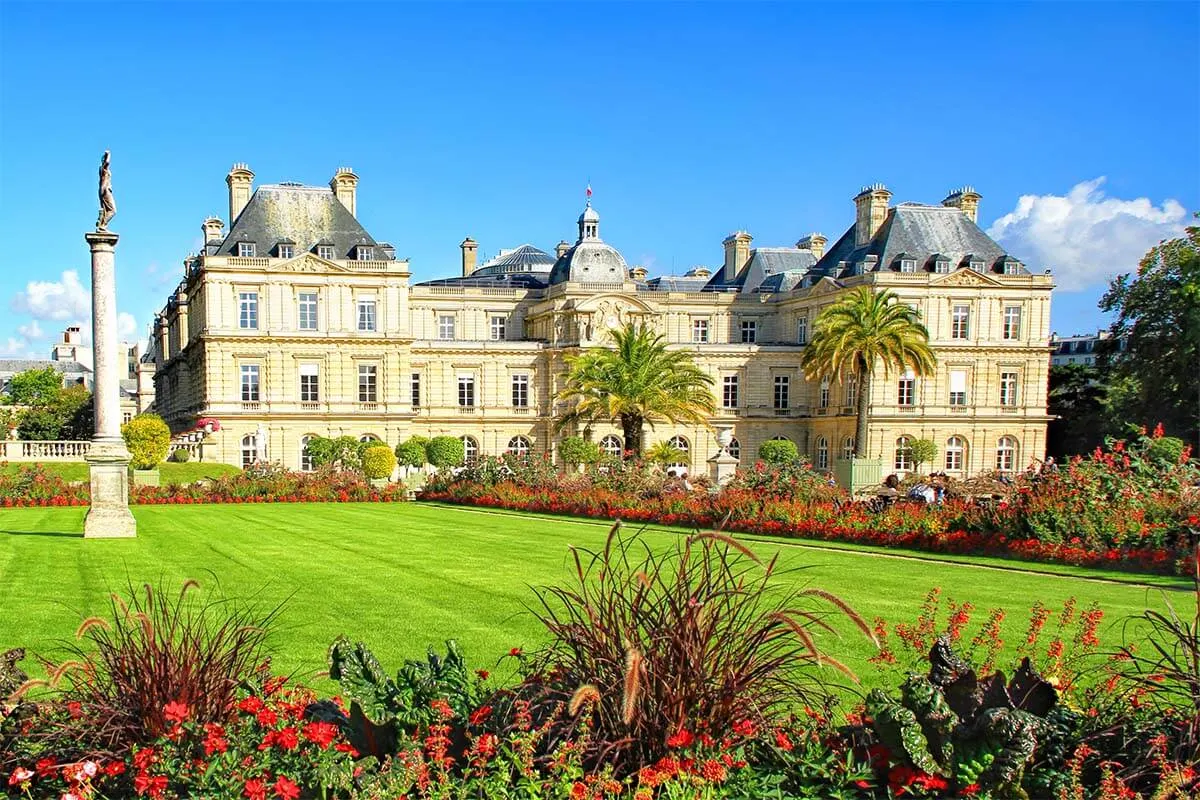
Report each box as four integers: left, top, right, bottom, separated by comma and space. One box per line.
1049, 330, 1127, 367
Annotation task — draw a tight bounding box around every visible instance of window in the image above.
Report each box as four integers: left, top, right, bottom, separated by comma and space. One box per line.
895, 436, 914, 471
359, 434, 380, 444
945, 436, 966, 471
600, 435, 622, 457
667, 436, 690, 469
317, 245, 335, 260
819, 378, 830, 408
846, 376, 857, 407
299, 364, 319, 403
951, 305, 970, 339
238, 292, 258, 329
842, 437, 855, 461
237, 242, 256, 257
241, 434, 258, 468
796, 317, 808, 345
949, 369, 967, 406
512, 374, 529, 407
357, 298, 377, 332
123, 411, 133, 424
490, 315, 506, 341
692, 318, 709, 343
1000, 371, 1019, 406
1003, 306, 1022, 340
358, 365, 377, 402
996, 436, 1018, 473
278, 244, 294, 259
240, 365, 260, 402
726, 437, 740, 460
773, 375, 790, 410
356, 246, 373, 261
410, 372, 421, 408
969, 259, 985, 273
934, 258, 951, 274
300, 435, 316, 472
898, 371, 915, 406
458, 374, 475, 407
298, 292, 318, 330
899, 258, 916, 273
1003, 260, 1020, 275
722, 375, 739, 409
507, 436, 532, 457
740, 320, 757, 343
438, 315, 456, 340
816, 437, 829, 470
461, 436, 479, 464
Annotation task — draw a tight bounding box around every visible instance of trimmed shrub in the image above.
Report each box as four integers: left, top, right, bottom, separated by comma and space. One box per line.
171, 448, 191, 463
910, 438, 937, 471
363, 444, 397, 480
759, 438, 798, 464
305, 435, 367, 472
427, 436, 466, 469
558, 435, 602, 468
396, 436, 430, 468
121, 413, 171, 470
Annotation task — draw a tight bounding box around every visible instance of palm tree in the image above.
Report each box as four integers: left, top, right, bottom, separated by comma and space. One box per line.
801, 286, 936, 458
555, 322, 716, 458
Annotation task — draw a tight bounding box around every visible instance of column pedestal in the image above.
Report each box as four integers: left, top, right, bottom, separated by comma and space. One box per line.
85, 437, 136, 538
707, 450, 739, 487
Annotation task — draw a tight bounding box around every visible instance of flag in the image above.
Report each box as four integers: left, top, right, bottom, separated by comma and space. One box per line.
586, 184, 592, 199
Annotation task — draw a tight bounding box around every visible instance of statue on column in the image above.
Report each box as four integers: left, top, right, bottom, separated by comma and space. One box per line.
97, 150, 116, 231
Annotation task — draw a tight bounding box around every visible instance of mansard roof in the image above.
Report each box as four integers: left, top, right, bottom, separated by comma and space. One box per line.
211, 184, 387, 260
703, 247, 819, 293
415, 272, 550, 290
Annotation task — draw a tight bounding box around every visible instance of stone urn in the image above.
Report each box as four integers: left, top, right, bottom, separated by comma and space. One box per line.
715, 425, 734, 453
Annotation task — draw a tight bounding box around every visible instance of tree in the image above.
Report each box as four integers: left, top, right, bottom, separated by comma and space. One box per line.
1100, 223, 1200, 448
909, 438, 937, 472
558, 435, 601, 468
644, 440, 686, 467
1046, 363, 1110, 458
758, 439, 799, 464
3, 367, 63, 406
16, 408, 62, 441
427, 436, 465, 469
305, 436, 368, 472
555, 322, 715, 457
121, 413, 171, 470
801, 287, 936, 458
52, 385, 94, 440
395, 436, 430, 469
362, 444, 397, 480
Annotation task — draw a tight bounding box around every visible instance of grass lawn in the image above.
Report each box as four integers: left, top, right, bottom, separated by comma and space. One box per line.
0, 461, 241, 484
0, 503, 1189, 696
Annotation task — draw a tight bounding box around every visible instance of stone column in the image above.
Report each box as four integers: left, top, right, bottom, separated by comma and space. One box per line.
84, 230, 137, 538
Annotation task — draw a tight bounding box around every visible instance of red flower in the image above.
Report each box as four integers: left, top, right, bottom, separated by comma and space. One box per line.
273, 775, 300, 800
256, 708, 279, 727
732, 719, 758, 738
508, 647, 523, 657
666, 728, 694, 749
35, 758, 57, 778
163, 699, 190, 724
66, 700, 83, 719
104, 761, 126, 777
203, 722, 229, 755
238, 696, 265, 714
7, 768, 34, 787
134, 773, 168, 798
773, 730, 794, 751
469, 705, 493, 726
301, 721, 338, 748
243, 778, 268, 800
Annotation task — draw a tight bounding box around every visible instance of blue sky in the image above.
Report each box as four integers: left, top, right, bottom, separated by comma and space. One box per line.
1, 2, 1196, 358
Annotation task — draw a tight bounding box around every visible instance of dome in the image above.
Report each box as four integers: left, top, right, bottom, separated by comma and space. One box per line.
578, 203, 600, 224
549, 240, 629, 285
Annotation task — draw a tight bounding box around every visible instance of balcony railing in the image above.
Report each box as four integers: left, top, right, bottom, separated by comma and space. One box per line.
358, 402, 379, 412
0, 440, 92, 461
241, 402, 261, 412
300, 402, 320, 411
458, 406, 477, 414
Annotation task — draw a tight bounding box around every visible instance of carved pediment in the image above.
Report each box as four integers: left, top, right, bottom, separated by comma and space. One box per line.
271, 254, 348, 273
933, 268, 1001, 287
806, 276, 844, 297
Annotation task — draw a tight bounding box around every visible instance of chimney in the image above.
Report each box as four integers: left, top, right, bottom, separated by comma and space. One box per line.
202, 216, 224, 245
65, 326, 81, 345
629, 265, 648, 281
555, 240, 571, 259
722, 231, 753, 282
942, 186, 982, 224
460, 237, 478, 277
853, 184, 892, 247
226, 163, 254, 224
329, 167, 359, 217
796, 232, 827, 260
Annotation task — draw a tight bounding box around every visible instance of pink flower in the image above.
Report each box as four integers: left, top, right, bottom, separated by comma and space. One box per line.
8, 768, 34, 787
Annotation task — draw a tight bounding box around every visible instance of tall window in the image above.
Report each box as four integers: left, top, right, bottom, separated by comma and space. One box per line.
722, 375, 739, 409
726, 437, 741, 460
895, 436, 914, 471
237, 242, 256, 257
951, 305, 970, 339
300, 435, 315, 472
299, 364, 319, 403
458, 374, 475, 407
240, 365, 260, 401
506, 436, 532, 457
358, 365, 377, 402
238, 292, 258, 329
796, 317, 808, 345
410, 372, 421, 408
897, 371, 915, 406
461, 436, 479, 464
842, 437, 855, 461
241, 434, 257, 468
511, 374, 529, 407
996, 436, 1018, 473
298, 292, 318, 330
816, 437, 829, 470
278, 244, 294, 259
490, 316, 506, 341
945, 436, 966, 471
357, 299, 377, 332
773, 375, 790, 410
740, 320, 757, 343
1003, 306, 1022, 340
819, 378, 830, 408
949, 369, 967, 406
317, 244, 335, 260
438, 315, 456, 340
846, 376, 857, 407
599, 435, 622, 457
692, 318, 709, 343
667, 436, 690, 469
999, 371, 1019, 406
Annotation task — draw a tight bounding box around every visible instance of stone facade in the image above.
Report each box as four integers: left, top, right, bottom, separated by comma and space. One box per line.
152, 165, 1054, 480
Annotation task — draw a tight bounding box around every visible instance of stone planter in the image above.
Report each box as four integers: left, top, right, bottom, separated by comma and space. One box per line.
131, 468, 160, 487
369, 477, 389, 489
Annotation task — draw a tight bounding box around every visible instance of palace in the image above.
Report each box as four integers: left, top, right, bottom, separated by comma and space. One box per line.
150, 165, 1053, 482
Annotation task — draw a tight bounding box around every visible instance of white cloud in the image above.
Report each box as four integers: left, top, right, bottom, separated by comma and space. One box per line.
2, 337, 34, 358
17, 320, 44, 340
118, 312, 138, 339
11, 270, 92, 320
987, 178, 1188, 291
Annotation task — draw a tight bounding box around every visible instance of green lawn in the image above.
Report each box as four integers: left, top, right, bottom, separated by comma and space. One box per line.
0, 461, 240, 484
0, 503, 1189, 695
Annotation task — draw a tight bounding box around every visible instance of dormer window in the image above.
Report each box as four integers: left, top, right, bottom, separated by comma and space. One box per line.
356, 245, 374, 261
932, 256, 951, 274
276, 240, 295, 259
998, 256, 1022, 275
316, 244, 335, 260
237, 242, 256, 258
898, 256, 916, 273
963, 255, 985, 273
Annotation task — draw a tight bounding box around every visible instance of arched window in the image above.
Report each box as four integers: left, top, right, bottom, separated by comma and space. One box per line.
599, 435, 622, 457
506, 436, 532, 457
726, 437, 740, 460
461, 435, 479, 464
945, 436, 966, 472
300, 435, 317, 472
816, 437, 829, 470
359, 434, 380, 443
996, 436, 1018, 473
241, 434, 257, 469
770, 435, 790, 442
667, 435, 690, 471
895, 436, 914, 471
842, 436, 855, 461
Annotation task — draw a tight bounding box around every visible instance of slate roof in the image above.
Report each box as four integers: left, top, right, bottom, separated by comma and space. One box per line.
642, 276, 712, 292
415, 272, 550, 290
210, 184, 388, 260
0, 359, 91, 375
703, 247, 819, 293
474, 244, 557, 276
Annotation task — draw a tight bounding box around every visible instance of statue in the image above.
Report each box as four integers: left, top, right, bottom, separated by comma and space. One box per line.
96, 150, 116, 230
255, 423, 267, 463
